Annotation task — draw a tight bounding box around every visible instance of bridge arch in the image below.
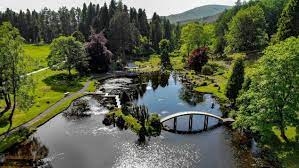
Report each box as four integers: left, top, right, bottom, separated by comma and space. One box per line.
160, 111, 234, 133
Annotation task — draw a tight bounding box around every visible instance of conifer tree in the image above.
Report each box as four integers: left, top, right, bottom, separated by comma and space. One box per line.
276, 0, 299, 41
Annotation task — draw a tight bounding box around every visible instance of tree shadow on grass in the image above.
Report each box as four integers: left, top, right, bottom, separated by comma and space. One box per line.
42, 73, 84, 93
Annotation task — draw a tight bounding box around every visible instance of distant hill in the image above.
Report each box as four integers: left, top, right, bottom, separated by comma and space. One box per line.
166, 5, 231, 24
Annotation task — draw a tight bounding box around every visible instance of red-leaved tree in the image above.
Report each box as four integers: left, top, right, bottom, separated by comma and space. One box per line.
188, 48, 208, 72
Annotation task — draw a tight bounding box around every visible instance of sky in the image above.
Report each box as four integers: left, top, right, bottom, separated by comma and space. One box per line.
0, 0, 237, 17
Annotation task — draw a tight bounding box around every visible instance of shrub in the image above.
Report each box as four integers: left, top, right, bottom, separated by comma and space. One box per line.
188, 48, 208, 72
201, 65, 214, 75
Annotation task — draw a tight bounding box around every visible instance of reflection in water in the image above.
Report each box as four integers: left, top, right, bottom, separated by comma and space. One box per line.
179, 85, 203, 106
2, 72, 263, 168
1, 137, 51, 167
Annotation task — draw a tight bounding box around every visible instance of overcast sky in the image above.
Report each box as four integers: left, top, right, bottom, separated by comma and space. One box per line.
0, 0, 237, 16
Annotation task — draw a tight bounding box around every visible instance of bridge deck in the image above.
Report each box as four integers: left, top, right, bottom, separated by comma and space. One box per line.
160, 111, 224, 123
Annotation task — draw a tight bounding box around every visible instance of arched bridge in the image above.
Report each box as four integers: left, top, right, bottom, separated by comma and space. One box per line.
160, 111, 235, 133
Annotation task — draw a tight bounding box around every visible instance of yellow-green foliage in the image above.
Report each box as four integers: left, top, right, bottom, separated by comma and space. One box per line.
110, 109, 141, 132
23, 44, 50, 72
135, 54, 161, 72
170, 53, 185, 70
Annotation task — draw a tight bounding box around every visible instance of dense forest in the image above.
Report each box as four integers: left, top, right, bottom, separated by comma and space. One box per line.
0, 0, 177, 57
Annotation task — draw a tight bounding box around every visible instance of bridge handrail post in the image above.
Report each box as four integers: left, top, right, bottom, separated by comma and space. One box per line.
189, 115, 193, 132
174, 117, 177, 132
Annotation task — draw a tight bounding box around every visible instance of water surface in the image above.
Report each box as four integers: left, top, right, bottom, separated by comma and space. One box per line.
1, 72, 258, 168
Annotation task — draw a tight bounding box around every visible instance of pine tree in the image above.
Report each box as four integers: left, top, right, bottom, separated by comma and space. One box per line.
163, 18, 172, 40
276, 0, 299, 41
226, 57, 245, 104
70, 7, 79, 33
109, 11, 134, 59
99, 3, 109, 31
109, 0, 117, 19
58, 7, 71, 35
79, 3, 88, 39
138, 9, 150, 37
150, 13, 162, 51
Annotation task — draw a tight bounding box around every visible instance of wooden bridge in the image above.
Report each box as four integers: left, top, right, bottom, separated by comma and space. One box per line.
160, 111, 235, 133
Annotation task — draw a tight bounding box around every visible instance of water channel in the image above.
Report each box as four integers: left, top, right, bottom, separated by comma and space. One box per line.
1, 72, 262, 168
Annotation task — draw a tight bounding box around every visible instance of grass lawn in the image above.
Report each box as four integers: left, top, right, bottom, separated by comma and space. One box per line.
23, 44, 50, 72
0, 69, 88, 135
135, 54, 161, 72
170, 55, 185, 70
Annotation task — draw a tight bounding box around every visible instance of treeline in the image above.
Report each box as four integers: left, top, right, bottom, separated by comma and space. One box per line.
214, 0, 298, 54
0, 0, 178, 55
220, 0, 299, 144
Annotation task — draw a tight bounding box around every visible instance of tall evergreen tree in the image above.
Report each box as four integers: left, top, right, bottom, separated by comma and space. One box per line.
58, 7, 71, 35
109, 0, 117, 20
79, 3, 88, 39
163, 18, 172, 40
226, 57, 245, 105
109, 10, 139, 59
150, 13, 162, 51
276, 0, 299, 41
70, 7, 79, 33
138, 9, 150, 37
99, 3, 109, 31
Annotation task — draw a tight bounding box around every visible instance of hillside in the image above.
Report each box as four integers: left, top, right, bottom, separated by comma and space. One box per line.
166, 5, 231, 24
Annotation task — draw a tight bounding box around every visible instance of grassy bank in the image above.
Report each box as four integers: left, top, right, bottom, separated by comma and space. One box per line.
0, 69, 88, 135
23, 44, 50, 72
135, 54, 161, 72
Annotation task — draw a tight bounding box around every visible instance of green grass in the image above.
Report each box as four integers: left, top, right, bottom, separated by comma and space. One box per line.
30, 93, 85, 129
86, 80, 97, 92
0, 69, 87, 135
109, 109, 141, 133
23, 44, 50, 72
0, 131, 28, 152
135, 54, 161, 72
170, 55, 185, 70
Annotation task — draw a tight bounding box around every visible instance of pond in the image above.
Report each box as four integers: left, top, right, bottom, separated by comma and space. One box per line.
1, 72, 261, 168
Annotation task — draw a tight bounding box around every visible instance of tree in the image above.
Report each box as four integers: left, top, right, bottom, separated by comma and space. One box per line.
276, 0, 299, 41
225, 57, 245, 105
79, 3, 88, 39
58, 7, 71, 35
70, 7, 79, 33
134, 35, 153, 56
47, 36, 88, 77
109, 11, 139, 60
202, 24, 216, 48
235, 37, 299, 142
188, 48, 208, 72
0, 22, 34, 132
109, 0, 117, 19
225, 6, 268, 53
162, 18, 172, 40
72, 31, 85, 43
173, 23, 181, 49
85, 31, 112, 72
180, 22, 203, 57
98, 3, 109, 32
259, 0, 286, 37
159, 39, 171, 67
137, 9, 150, 37
150, 13, 162, 51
